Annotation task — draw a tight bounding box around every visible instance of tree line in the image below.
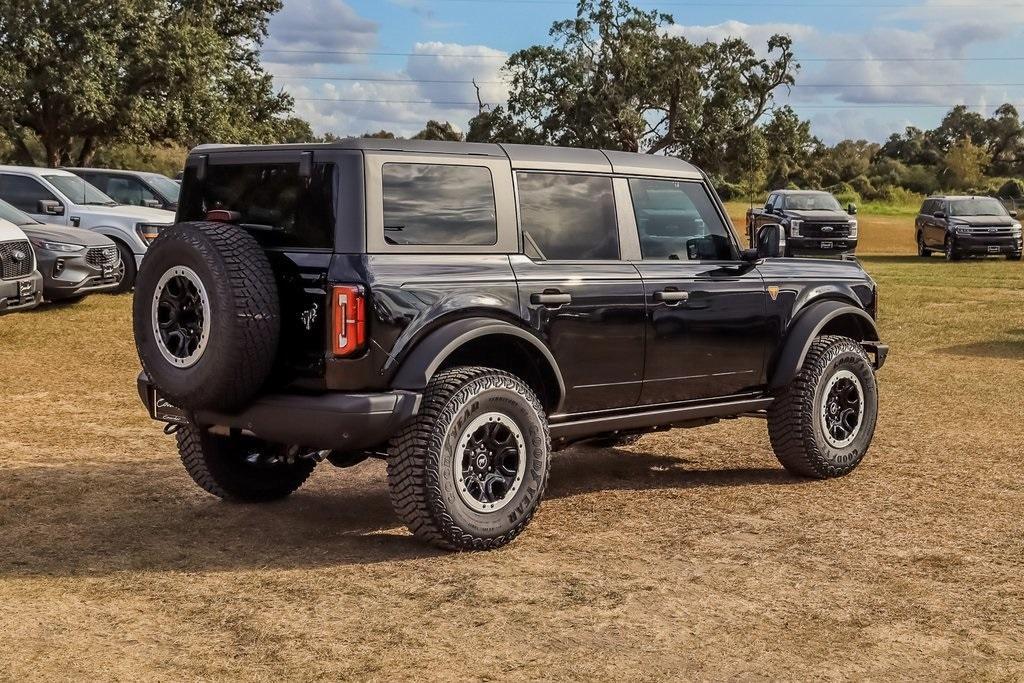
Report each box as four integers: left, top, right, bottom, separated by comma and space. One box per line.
2, 0, 1022, 204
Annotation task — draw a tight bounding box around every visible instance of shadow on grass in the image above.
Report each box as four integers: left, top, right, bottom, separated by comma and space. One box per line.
939, 339, 1024, 360
0, 447, 797, 577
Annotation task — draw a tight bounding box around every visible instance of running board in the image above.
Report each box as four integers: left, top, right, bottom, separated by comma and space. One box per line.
549, 397, 774, 441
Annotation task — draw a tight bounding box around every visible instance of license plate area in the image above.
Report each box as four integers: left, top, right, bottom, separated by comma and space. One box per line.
149, 388, 190, 424
18, 279, 32, 296
988, 246, 1000, 253
821, 241, 833, 249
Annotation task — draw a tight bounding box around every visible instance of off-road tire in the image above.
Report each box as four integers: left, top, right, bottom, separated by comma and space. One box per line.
767, 335, 878, 479
176, 425, 315, 502
917, 233, 931, 257
133, 221, 280, 411
112, 241, 136, 293
387, 367, 551, 551
1008, 252, 1022, 261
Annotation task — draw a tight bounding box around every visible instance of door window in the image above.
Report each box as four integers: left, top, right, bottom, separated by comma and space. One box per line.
630, 179, 736, 261
104, 176, 160, 207
516, 173, 619, 260
0, 174, 58, 213
382, 163, 497, 246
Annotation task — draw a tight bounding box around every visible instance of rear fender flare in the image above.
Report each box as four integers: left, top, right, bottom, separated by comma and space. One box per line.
769, 300, 880, 390
390, 318, 566, 411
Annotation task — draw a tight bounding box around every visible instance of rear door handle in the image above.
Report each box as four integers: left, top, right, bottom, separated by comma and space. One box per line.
654, 290, 689, 304
531, 291, 572, 306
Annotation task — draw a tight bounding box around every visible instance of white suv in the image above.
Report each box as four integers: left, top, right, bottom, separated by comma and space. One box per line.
0, 217, 43, 313
0, 166, 175, 291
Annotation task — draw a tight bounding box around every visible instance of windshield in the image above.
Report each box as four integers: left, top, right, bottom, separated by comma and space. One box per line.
0, 198, 38, 225
144, 173, 181, 203
44, 175, 117, 206
783, 193, 842, 211
949, 198, 1008, 217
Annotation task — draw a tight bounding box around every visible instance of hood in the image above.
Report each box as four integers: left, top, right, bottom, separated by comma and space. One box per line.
73, 203, 175, 223
785, 209, 852, 221
20, 223, 116, 247
0, 217, 28, 241
948, 215, 1016, 227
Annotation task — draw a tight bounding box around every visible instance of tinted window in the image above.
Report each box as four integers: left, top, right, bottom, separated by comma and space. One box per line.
105, 176, 159, 207
143, 174, 181, 203
180, 162, 336, 249
949, 197, 1008, 217
0, 174, 58, 213
783, 193, 842, 211
517, 173, 618, 260
630, 179, 735, 261
382, 163, 496, 246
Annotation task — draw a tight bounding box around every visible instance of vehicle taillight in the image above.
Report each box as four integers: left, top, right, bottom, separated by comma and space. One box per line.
332, 285, 366, 357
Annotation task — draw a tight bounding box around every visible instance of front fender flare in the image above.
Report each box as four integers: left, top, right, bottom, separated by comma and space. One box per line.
769, 301, 881, 390
390, 318, 566, 410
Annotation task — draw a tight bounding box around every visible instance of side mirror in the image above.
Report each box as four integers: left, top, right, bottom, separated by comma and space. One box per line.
933, 211, 946, 219
848, 203, 858, 215
38, 199, 64, 216
142, 199, 162, 209
1011, 210, 1019, 218
755, 223, 786, 259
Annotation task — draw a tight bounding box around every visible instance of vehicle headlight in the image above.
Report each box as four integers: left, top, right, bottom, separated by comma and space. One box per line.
1012, 222, 1022, 236
29, 237, 84, 253
849, 220, 858, 239
789, 219, 802, 238
136, 223, 168, 245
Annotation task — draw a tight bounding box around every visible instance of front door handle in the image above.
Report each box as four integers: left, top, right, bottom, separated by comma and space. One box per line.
531, 291, 572, 306
654, 289, 690, 304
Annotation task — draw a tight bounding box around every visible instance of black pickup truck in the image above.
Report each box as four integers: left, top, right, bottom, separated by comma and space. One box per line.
132, 141, 888, 551
747, 190, 859, 257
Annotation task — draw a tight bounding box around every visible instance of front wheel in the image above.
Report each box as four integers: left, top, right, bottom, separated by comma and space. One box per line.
112, 242, 136, 293
767, 335, 878, 479
387, 367, 551, 550
945, 237, 961, 261
1008, 252, 1022, 261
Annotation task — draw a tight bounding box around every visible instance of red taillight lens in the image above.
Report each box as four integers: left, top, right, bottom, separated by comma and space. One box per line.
332, 285, 366, 357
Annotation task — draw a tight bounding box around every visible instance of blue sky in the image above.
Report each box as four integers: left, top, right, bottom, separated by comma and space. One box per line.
261, 0, 1024, 144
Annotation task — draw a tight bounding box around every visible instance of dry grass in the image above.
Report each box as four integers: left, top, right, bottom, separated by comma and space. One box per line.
2, 214, 1023, 680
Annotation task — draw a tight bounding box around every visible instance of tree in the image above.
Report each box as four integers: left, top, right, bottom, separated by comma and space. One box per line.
943, 137, 989, 190
361, 130, 398, 139
986, 104, 1024, 176
477, 0, 796, 177
0, 0, 296, 167
760, 106, 823, 189
412, 120, 464, 142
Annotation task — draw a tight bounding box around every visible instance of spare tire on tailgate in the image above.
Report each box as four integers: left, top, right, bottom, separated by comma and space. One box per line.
132, 221, 280, 412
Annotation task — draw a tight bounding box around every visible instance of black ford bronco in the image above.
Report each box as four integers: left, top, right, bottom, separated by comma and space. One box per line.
133, 140, 888, 550
747, 189, 859, 258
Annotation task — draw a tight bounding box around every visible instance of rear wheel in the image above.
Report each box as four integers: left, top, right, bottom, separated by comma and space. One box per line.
767, 335, 878, 479
387, 367, 551, 550
176, 425, 316, 502
917, 233, 931, 257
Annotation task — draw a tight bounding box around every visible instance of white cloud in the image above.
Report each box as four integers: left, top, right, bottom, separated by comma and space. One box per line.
665, 20, 815, 54
263, 0, 379, 65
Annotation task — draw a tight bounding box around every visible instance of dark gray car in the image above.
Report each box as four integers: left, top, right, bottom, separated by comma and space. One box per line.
0, 198, 122, 301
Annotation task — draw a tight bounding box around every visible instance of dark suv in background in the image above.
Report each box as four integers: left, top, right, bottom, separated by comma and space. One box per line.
133, 140, 887, 551
747, 190, 858, 258
916, 196, 1022, 260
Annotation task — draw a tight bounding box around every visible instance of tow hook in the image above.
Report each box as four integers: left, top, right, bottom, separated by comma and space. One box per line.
861, 341, 890, 371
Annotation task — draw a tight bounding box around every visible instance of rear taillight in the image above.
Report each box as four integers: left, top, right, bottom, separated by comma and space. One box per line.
332, 285, 366, 357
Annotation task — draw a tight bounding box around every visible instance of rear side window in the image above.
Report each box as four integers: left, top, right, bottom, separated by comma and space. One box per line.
630, 179, 735, 261
181, 162, 336, 249
517, 173, 618, 260
382, 163, 497, 245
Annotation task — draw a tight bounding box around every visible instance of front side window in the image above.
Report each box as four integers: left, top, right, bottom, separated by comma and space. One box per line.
630, 179, 735, 261
517, 173, 618, 260
180, 162, 336, 249
0, 174, 59, 213
43, 174, 116, 206
105, 176, 159, 207
143, 174, 181, 203
382, 163, 497, 246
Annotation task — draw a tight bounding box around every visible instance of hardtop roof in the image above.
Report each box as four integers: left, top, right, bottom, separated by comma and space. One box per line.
190, 139, 703, 178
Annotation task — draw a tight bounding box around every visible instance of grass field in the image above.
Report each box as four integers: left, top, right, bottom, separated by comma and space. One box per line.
2, 212, 1023, 680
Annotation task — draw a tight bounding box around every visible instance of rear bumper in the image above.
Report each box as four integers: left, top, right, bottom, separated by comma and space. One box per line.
0, 271, 43, 313
138, 373, 421, 451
